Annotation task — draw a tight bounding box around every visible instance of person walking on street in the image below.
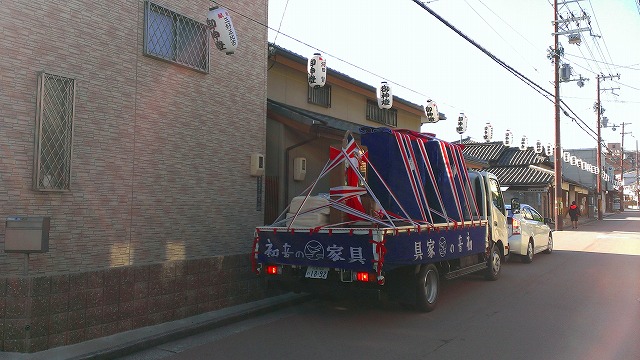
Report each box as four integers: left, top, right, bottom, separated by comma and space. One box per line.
567, 201, 581, 229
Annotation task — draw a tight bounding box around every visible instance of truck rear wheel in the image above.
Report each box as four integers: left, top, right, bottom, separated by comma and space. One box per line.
416, 264, 439, 312
485, 243, 501, 281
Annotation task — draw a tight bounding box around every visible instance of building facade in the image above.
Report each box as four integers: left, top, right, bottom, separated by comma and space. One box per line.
265, 45, 427, 223
0, 0, 268, 352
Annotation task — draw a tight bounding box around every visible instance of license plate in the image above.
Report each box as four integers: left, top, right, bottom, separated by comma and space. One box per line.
305, 266, 329, 279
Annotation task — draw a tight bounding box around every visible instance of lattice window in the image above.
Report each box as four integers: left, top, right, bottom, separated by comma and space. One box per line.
34, 72, 75, 191
366, 99, 397, 127
308, 85, 331, 108
144, 1, 209, 73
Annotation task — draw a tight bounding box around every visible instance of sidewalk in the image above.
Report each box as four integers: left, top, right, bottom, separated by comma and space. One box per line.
561, 211, 617, 229
2, 293, 312, 360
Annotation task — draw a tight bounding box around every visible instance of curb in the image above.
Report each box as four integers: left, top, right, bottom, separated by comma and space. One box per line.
6, 293, 312, 360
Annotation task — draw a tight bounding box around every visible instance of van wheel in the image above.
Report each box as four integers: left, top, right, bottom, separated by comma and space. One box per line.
485, 243, 501, 281
415, 264, 439, 312
522, 240, 534, 264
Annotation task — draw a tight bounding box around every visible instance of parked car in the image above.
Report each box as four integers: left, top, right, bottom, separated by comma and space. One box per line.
506, 199, 553, 263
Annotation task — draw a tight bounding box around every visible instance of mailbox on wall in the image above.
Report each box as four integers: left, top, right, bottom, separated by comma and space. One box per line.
5, 216, 50, 253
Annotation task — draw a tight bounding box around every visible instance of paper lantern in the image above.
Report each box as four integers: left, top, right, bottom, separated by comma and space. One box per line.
307, 53, 327, 88
545, 143, 553, 156
580, 160, 587, 170
504, 130, 513, 146
563, 151, 570, 162
535, 140, 543, 154
424, 99, 439, 123
456, 113, 467, 134
570, 156, 577, 165
207, 7, 238, 55
377, 81, 392, 109
519, 136, 529, 151
483, 123, 493, 142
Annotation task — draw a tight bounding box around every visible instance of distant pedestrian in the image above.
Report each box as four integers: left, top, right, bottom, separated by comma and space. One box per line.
566, 201, 581, 229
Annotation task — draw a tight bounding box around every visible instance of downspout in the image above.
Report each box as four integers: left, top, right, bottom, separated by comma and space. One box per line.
284, 128, 320, 206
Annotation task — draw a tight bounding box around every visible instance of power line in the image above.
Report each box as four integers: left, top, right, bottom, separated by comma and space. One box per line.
411, 0, 601, 144
564, 53, 640, 71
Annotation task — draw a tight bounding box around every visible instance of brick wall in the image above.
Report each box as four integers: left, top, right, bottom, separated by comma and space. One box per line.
0, 0, 270, 352
0, 0, 267, 272
0, 254, 266, 352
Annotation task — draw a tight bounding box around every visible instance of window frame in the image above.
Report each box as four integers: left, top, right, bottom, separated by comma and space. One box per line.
366, 99, 397, 127
307, 84, 331, 108
143, 0, 210, 73
33, 71, 76, 192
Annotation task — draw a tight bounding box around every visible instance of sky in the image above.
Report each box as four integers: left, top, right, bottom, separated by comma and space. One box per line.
266, 0, 640, 152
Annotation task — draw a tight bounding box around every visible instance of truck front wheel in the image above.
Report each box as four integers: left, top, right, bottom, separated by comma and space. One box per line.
485, 243, 501, 281
416, 264, 439, 312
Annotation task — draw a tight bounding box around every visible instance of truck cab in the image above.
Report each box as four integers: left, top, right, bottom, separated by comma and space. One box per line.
468, 171, 509, 261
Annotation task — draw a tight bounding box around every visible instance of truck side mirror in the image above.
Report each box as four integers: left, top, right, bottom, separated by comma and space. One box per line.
511, 198, 520, 213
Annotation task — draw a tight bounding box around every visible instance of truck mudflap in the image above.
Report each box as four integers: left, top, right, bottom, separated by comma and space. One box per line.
253, 224, 487, 283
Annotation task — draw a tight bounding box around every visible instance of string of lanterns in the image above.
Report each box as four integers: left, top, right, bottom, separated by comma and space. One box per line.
303, 52, 623, 188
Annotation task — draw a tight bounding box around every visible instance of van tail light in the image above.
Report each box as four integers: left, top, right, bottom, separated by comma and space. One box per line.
512, 218, 521, 235
265, 265, 281, 275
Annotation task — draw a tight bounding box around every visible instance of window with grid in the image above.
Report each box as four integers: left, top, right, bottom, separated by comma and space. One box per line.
34, 72, 75, 191
308, 85, 331, 108
144, 1, 209, 73
366, 100, 397, 127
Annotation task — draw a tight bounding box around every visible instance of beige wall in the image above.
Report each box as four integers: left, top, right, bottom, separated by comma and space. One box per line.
0, 0, 268, 275
267, 62, 423, 131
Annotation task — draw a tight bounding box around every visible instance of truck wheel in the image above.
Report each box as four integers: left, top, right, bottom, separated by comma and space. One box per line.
415, 264, 439, 312
485, 243, 501, 281
544, 234, 553, 254
522, 240, 534, 264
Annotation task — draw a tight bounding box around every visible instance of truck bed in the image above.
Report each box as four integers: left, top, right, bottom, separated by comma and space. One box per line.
254, 221, 488, 276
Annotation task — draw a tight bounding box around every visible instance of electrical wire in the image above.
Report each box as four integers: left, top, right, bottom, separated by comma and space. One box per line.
221, 0, 621, 148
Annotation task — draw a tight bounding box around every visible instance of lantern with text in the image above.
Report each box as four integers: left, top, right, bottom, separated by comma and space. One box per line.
483, 123, 493, 142
207, 7, 238, 55
424, 99, 439, 123
377, 81, 393, 109
544, 143, 553, 156
519, 136, 528, 151
535, 140, 543, 154
581, 160, 587, 170
307, 53, 327, 88
563, 151, 570, 162
504, 130, 513, 146
595, 167, 600, 174
456, 113, 467, 134
570, 156, 577, 166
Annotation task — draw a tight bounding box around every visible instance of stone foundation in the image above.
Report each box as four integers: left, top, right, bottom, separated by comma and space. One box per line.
0, 254, 267, 353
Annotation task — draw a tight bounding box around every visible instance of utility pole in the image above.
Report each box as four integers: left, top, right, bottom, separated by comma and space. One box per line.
550, 0, 591, 230
620, 122, 632, 211
636, 139, 639, 209
595, 73, 620, 220
553, 0, 563, 231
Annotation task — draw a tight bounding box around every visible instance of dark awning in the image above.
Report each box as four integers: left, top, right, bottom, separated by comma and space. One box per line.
267, 99, 362, 137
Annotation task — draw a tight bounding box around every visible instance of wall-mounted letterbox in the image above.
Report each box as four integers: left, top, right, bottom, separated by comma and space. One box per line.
5, 216, 50, 253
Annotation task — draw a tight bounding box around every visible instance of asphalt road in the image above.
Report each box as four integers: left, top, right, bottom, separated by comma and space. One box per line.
120, 210, 640, 360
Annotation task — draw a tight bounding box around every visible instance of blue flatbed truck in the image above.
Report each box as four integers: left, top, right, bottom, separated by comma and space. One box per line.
252, 127, 509, 311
